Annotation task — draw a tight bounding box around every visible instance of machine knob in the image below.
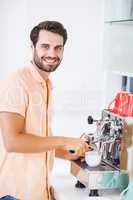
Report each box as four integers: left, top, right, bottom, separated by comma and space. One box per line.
88, 116, 94, 124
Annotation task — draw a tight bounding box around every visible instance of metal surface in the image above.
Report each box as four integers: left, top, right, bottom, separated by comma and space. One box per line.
81, 110, 124, 170
73, 158, 119, 171
71, 110, 130, 193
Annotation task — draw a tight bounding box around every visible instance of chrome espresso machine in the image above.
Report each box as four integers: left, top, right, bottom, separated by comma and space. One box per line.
71, 109, 133, 196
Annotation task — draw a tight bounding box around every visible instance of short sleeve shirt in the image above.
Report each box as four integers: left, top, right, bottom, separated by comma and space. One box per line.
0, 62, 54, 200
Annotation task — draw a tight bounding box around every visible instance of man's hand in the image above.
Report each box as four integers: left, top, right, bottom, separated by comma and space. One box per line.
55, 137, 89, 161
63, 137, 89, 155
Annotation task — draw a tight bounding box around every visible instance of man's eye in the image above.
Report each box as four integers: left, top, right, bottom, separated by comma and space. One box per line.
58, 47, 63, 50
41, 45, 49, 49
56, 46, 63, 51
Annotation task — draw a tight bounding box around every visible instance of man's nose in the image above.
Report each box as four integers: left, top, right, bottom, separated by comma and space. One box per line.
47, 48, 56, 57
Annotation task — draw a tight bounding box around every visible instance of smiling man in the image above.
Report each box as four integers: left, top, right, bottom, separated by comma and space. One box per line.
33, 30, 63, 73
0, 21, 89, 200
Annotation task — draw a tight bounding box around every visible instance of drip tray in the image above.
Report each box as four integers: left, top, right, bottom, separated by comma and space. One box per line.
73, 159, 119, 171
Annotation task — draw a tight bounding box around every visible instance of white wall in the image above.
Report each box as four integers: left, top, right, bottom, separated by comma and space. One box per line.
0, 0, 28, 78
0, 0, 104, 137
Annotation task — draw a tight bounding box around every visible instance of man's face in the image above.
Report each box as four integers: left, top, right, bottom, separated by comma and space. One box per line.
33, 30, 64, 72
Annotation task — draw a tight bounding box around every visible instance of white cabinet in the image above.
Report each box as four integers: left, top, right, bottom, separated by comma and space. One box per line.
104, 0, 133, 21
103, 0, 133, 106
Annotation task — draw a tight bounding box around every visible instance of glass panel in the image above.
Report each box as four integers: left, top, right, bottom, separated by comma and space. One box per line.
129, 77, 133, 93
121, 76, 127, 91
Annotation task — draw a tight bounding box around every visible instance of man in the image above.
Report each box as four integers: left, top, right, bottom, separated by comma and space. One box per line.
0, 21, 88, 200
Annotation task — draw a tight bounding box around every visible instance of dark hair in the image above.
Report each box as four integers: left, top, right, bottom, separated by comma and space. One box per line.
30, 20, 67, 47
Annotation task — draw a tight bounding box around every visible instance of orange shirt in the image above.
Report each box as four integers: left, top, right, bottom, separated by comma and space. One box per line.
0, 63, 54, 200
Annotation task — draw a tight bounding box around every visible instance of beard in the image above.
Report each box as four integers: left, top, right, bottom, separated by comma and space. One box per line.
33, 49, 62, 73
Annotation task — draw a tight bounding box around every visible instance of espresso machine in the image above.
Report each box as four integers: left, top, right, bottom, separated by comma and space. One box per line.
71, 109, 133, 196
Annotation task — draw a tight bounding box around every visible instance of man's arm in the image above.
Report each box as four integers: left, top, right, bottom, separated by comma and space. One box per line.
0, 112, 88, 154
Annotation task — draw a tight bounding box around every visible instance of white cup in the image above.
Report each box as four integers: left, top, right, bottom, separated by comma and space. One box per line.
85, 150, 101, 167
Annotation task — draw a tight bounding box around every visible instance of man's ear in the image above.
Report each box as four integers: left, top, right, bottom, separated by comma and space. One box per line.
31, 43, 35, 53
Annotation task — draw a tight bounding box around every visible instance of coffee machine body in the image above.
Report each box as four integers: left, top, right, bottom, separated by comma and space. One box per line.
70, 109, 133, 195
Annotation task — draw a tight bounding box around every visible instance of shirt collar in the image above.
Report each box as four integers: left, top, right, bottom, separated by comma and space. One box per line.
28, 61, 53, 89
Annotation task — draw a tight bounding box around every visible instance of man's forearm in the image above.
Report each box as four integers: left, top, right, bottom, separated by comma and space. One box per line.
7, 133, 66, 153
0, 112, 89, 155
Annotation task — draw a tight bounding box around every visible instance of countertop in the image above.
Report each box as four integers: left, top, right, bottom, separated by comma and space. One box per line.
51, 159, 121, 200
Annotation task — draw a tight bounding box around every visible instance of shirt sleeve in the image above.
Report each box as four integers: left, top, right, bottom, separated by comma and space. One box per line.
0, 78, 28, 117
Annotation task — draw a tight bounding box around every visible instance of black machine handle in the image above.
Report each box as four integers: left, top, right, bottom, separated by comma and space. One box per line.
68, 143, 94, 154
69, 149, 76, 154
